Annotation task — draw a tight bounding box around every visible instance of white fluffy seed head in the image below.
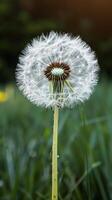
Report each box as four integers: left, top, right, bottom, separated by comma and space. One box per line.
16, 31, 99, 108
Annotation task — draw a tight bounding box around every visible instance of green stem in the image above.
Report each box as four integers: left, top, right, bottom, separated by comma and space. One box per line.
52, 106, 59, 200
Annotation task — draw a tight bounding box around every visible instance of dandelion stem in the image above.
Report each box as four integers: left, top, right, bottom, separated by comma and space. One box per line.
52, 106, 59, 200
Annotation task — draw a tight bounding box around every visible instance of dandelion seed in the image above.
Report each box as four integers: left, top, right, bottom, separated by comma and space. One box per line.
16, 31, 99, 108
16, 31, 99, 200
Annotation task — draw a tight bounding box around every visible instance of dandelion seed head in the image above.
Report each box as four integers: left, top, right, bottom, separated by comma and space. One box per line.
16, 31, 99, 108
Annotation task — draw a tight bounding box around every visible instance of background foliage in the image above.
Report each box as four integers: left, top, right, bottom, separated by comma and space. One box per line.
0, 80, 112, 199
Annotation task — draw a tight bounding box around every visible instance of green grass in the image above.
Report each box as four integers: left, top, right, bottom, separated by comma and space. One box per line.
0, 80, 112, 200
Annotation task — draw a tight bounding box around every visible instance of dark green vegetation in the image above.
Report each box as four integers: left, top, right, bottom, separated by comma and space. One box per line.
0, 80, 112, 200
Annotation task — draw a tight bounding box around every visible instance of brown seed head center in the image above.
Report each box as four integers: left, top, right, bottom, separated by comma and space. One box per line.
44, 62, 70, 81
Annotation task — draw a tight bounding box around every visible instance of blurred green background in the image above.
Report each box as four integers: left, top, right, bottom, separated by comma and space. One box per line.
0, 0, 112, 199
